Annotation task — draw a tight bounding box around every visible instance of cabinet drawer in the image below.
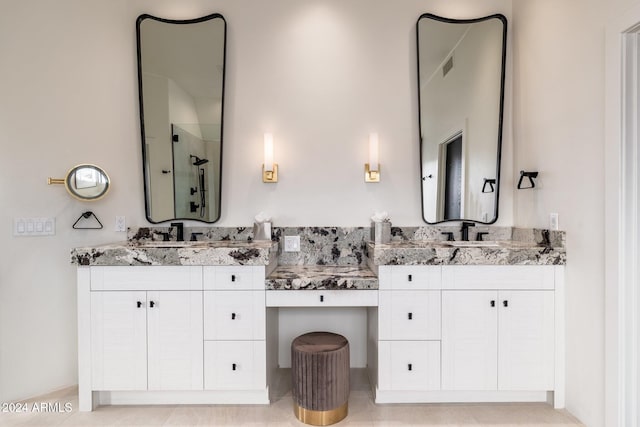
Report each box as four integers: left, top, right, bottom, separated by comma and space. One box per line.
204, 341, 266, 390
378, 341, 440, 391
90, 266, 202, 291
379, 291, 441, 340
379, 266, 441, 290
442, 266, 555, 290
204, 291, 265, 340
266, 290, 378, 307
204, 266, 263, 290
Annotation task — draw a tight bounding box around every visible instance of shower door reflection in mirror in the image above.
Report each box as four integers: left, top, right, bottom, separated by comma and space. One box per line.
418, 14, 506, 224
137, 13, 226, 223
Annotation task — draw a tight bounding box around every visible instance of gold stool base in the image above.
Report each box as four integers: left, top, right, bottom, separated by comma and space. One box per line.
293, 402, 348, 426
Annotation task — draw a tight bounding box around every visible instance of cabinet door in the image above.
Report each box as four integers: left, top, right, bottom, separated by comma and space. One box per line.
442, 290, 498, 390
204, 291, 265, 340
91, 291, 147, 390
498, 290, 554, 390
147, 291, 203, 390
378, 291, 440, 340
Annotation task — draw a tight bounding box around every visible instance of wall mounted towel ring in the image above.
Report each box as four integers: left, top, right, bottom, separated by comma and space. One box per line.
73, 211, 103, 229
517, 171, 539, 189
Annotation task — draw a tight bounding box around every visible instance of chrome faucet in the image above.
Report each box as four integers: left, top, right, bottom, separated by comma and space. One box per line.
170, 222, 184, 241
460, 221, 475, 241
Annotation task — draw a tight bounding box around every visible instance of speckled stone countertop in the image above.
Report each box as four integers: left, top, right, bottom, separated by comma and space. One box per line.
266, 265, 378, 290
71, 240, 278, 266
366, 239, 566, 266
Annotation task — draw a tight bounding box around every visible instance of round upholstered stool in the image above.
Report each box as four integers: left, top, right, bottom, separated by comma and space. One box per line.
291, 332, 350, 426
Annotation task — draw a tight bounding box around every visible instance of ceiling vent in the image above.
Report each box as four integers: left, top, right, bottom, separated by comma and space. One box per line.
442, 56, 454, 77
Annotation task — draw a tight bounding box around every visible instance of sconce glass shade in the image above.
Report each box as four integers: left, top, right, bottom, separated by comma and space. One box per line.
365, 132, 380, 182
264, 133, 274, 172
369, 133, 379, 171
263, 133, 278, 183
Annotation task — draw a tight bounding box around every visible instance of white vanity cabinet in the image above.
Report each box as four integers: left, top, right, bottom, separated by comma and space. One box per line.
91, 290, 203, 391
88, 266, 203, 392
373, 264, 564, 408
77, 265, 269, 411
203, 266, 266, 391
441, 289, 554, 391
377, 266, 442, 392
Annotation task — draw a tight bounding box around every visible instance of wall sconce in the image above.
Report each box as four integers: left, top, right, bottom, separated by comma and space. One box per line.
365, 133, 380, 183
263, 133, 278, 183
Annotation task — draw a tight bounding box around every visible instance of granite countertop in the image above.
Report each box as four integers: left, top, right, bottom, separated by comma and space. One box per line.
71, 240, 278, 266
366, 239, 566, 266
266, 265, 378, 290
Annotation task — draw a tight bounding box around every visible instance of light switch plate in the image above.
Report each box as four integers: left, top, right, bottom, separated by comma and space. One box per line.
284, 235, 300, 252
14, 217, 55, 236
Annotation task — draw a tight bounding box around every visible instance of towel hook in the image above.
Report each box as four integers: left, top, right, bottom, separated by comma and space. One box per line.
517, 171, 539, 189
482, 178, 496, 193
72, 211, 103, 229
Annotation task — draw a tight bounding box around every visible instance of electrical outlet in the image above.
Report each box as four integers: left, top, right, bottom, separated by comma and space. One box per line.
549, 213, 559, 231
115, 216, 126, 232
284, 235, 301, 252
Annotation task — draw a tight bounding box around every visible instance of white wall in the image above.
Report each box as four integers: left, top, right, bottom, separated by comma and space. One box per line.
0, 0, 516, 405
510, 1, 637, 425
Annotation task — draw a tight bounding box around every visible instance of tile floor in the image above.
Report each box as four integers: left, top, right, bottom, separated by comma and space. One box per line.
0, 370, 583, 426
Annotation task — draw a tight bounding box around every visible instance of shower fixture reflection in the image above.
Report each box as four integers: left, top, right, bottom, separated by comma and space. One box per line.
190, 155, 209, 166
188, 154, 208, 218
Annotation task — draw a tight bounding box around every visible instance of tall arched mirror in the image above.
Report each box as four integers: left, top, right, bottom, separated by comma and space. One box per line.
418, 13, 506, 224
137, 13, 226, 223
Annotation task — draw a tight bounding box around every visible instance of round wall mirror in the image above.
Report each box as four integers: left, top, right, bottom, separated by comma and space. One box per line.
48, 164, 110, 201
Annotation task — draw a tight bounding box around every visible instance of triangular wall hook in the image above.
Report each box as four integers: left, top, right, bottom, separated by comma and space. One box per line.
73, 211, 103, 229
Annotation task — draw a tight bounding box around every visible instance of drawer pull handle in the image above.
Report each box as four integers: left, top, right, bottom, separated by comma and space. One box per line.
232, 363, 237, 371
503, 300, 509, 307
136, 301, 142, 308
408, 274, 413, 282
490, 300, 495, 307
408, 312, 413, 320
231, 274, 236, 282
408, 364, 412, 371
320, 295, 324, 302
231, 313, 236, 320
149, 301, 155, 308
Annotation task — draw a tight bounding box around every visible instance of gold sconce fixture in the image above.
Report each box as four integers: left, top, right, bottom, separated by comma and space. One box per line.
365, 132, 380, 182
263, 133, 278, 183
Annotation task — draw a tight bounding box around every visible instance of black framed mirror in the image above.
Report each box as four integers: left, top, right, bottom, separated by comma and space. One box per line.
137, 13, 226, 223
417, 13, 507, 224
